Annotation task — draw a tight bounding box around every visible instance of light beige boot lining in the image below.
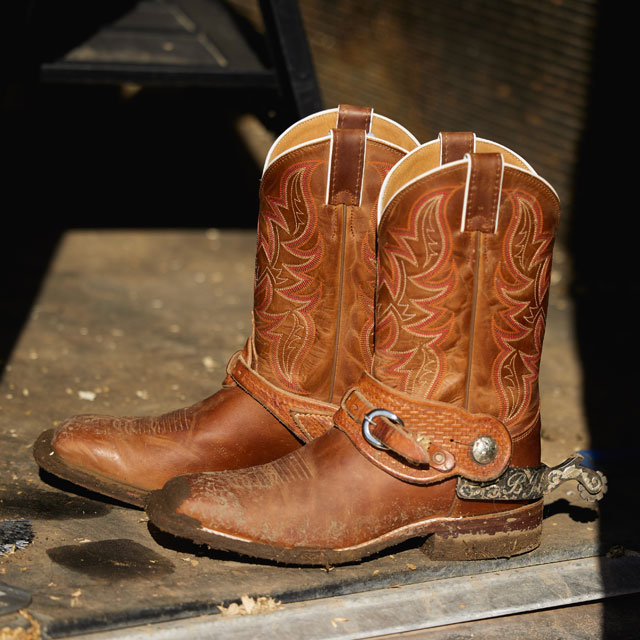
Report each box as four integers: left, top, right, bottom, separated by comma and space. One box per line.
265, 110, 420, 170
379, 139, 536, 215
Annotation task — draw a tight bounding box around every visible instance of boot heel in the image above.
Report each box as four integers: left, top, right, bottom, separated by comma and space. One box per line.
422, 500, 543, 561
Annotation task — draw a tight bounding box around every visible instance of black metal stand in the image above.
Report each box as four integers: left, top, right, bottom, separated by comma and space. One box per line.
35, 0, 323, 127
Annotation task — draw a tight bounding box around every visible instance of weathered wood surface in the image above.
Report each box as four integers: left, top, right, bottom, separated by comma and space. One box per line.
0, 231, 630, 638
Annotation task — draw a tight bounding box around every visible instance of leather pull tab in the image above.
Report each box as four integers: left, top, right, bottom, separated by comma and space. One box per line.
439, 132, 475, 165
327, 128, 366, 205
461, 153, 504, 234
337, 104, 373, 132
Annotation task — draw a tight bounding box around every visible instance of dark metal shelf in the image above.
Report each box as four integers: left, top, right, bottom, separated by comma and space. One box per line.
38, 0, 322, 121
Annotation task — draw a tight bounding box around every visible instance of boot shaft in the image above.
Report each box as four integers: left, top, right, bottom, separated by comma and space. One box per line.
374, 135, 560, 439
252, 106, 419, 404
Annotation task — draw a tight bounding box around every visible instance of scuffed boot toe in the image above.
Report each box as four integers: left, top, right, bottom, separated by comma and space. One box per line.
33, 416, 151, 506
145, 475, 216, 547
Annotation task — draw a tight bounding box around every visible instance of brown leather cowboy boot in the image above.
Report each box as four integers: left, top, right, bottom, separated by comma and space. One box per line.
146, 133, 606, 564
33, 105, 419, 506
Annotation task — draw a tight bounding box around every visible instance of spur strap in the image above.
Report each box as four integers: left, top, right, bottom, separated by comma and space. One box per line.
228, 351, 336, 442
334, 372, 512, 485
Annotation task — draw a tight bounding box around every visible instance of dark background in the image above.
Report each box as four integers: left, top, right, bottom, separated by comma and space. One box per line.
2, 0, 634, 440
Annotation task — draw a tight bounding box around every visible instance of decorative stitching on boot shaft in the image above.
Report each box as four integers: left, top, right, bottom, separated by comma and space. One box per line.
374, 188, 457, 398
375, 162, 559, 438
255, 161, 323, 395
256, 138, 404, 403
492, 191, 554, 428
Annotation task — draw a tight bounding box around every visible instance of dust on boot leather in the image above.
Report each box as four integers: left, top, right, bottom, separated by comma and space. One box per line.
33, 106, 420, 506
147, 132, 582, 564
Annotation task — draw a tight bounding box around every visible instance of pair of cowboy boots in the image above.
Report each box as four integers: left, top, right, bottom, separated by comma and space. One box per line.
34, 105, 605, 565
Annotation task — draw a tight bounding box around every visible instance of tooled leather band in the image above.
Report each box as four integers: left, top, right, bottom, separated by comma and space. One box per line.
461, 152, 504, 233
439, 132, 475, 165
334, 372, 512, 485
228, 352, 337, 442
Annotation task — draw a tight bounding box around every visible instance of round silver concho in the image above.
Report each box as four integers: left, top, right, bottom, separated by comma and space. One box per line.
471, 436, 498, 465
361, 409, 404, 450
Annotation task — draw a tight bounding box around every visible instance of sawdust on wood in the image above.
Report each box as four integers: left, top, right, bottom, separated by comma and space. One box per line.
0, 610, 42, 640
330, 617, 349, 628
217, 594, 283, 616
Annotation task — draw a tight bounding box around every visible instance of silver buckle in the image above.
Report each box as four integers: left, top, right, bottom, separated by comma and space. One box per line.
362, 408, 404, 450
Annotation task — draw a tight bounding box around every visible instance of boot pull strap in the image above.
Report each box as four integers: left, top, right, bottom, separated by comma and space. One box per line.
327, 128, 366, 206
461, 152, 504, 234
439, 131, 475, 164
336, 104, 373, 132
326, 105, 373, 206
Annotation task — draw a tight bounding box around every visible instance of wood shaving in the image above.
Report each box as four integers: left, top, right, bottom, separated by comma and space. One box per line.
217, 594, 283, 616
202, 356, 217, 371
0, 610, 42, 640
330, 617, 349, 628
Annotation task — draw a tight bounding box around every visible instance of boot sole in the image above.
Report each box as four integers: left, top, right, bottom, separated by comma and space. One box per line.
146, 489, 543, 566
33, 429, 147, 507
